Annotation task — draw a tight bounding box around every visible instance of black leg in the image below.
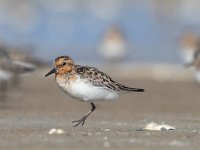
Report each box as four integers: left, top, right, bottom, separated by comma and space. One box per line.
72, 103, 96, 127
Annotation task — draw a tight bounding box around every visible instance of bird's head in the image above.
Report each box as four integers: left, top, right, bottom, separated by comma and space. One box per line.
45, 56, 75, 77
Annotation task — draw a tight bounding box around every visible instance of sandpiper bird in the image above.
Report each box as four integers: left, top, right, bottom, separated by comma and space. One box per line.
45, 56, 144, 127
185, 47, 200, 82
180, 32, 199, 64
180, 32, 200, 83
98, 26, 127, 62
0, 47, 36, 98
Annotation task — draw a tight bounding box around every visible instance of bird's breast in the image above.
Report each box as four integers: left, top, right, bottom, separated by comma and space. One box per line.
56, 76, 118, 102
55, 75, 71, 92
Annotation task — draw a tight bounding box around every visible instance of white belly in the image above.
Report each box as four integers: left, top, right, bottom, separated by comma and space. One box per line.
56, 77, 118, 102
181, 48, 195, 63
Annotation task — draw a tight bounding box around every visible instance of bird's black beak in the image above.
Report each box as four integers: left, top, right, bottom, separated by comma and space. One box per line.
45, 67, 57, 77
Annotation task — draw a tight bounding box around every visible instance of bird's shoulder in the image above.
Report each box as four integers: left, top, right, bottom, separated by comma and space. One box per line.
75, 65, 119, 91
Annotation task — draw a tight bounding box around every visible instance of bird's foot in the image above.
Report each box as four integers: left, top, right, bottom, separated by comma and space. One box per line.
72, 116, 87, 127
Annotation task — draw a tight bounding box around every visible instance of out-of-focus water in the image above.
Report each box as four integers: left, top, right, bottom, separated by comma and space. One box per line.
0, 1, 200, 63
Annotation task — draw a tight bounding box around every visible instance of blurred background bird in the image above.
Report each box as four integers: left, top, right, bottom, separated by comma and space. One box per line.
180, 32, 200, 65
0, 44, 37, 99
97, 25, 127, 64
179, 32, 200, 83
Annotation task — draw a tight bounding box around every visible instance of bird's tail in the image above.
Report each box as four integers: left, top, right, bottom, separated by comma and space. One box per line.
117, 83, 144, 92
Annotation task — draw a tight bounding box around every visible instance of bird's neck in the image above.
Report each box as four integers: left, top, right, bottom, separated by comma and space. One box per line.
55, 68, 77, 81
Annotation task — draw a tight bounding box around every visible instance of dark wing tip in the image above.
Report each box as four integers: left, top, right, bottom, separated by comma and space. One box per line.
117, 83, 145, 92
136, 88, 145, 92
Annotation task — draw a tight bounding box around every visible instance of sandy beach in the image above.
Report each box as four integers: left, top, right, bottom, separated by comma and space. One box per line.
0, 68, 199, 150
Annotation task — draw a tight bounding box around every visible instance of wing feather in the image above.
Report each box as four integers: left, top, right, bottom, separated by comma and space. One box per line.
75, 65, 144, 92
75, 65, 119, 91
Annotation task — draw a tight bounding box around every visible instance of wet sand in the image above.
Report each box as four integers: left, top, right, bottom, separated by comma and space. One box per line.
0, 69, 200, 150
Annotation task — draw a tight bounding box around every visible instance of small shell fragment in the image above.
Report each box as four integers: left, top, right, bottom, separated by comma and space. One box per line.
144, 122, 175, 131
48, 128, 57, 135
95, 132, 101, 135
48, 128, 65, 135
104, 129, 111, 132
56, 129, 65, 134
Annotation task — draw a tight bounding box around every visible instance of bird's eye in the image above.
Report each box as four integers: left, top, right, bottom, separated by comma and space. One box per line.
62, 62, 66, 66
